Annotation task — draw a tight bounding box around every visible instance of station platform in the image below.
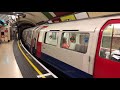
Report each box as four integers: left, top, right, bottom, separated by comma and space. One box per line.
0, 40, 58, 78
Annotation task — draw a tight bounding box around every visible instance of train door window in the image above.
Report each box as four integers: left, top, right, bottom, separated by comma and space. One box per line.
99, 24, 113, 59
45, 32, 58, 46
99, 24, 120, 62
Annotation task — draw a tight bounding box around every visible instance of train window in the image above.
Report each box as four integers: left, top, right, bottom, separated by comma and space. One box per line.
79, 33, 89, 53
52, 32, 57, 40
45, 32, 58, 46
70, 33, 76, 43
99, 24, 120, 62
61, 32, 89, 53
79, 34, 89, 44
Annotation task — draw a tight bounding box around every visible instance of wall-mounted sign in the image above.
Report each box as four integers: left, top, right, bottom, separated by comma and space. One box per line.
60, 14, 76, 21
5, 30, 8, 32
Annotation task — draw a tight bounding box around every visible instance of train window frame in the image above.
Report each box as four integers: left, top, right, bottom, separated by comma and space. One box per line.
44, 31, 59, 46
99, 23, 120, 62
60, 31, 90, 54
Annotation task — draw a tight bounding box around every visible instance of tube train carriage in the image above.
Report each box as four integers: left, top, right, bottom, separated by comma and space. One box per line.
22, 15, 120, 78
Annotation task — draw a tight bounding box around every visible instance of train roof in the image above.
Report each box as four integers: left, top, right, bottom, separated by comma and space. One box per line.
41, 15, 120, 32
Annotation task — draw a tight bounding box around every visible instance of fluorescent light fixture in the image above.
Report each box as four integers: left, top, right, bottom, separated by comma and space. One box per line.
16, 14, 19, 15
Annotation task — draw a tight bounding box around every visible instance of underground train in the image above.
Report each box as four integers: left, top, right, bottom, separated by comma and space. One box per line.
22, 15, 120, 78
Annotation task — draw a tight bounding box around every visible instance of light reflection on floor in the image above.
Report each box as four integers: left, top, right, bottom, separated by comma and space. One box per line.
0, 41, 23, 78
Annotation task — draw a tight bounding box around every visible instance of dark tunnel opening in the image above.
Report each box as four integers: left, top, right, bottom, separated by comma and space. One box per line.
15, 21, 36, 40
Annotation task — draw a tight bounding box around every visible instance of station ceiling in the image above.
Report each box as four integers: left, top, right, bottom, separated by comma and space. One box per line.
17, 12, 76, 24
1, 12, 120, 25
14, 12, 120, 24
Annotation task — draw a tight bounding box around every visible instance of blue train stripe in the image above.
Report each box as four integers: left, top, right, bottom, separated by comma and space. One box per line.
41, 52, 93, 78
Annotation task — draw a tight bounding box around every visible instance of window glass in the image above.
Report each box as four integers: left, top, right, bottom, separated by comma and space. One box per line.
79, 33, 89, 53
45, 32, 58, 46
99, 24, 120, 62
52, 32, 57, 40
61, 32, 89, 54
79, 33, 89, 45
70, 33, 76, 43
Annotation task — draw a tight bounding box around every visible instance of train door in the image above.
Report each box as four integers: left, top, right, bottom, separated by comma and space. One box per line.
34, 29, 40, 56
30, 30, 34, 53
31, 29, 37, 55
36, 30, 46, 58
26, 31, 30, 49
36, 26, 48, 58
25, 31, 28, 45
94, 19, 120, 78
35, 29, 39, 52
28, 30, 33, 50
36, 32, 39, 57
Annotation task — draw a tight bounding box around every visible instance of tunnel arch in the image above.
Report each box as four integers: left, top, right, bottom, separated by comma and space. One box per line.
15, 20, 36, 40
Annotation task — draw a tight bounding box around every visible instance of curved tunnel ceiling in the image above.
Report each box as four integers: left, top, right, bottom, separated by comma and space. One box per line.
2, 12, 120, 25
17, 12, 76, 24
1, 12, 120, 40
17, 12, 120, 25
2, 12, 120, 31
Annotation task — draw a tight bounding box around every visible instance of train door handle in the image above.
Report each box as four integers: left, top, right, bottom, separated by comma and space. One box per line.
88, 56, 91, 73
89, 56, 91, 62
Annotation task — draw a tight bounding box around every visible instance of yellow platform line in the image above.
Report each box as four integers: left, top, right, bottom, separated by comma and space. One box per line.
17, 41, 46, 78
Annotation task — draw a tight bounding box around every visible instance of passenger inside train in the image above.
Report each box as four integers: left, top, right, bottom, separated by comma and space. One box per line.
62, 38, 70, 49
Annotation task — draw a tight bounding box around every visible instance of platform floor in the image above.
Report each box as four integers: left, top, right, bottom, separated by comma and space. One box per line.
0, 41, 23, 78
